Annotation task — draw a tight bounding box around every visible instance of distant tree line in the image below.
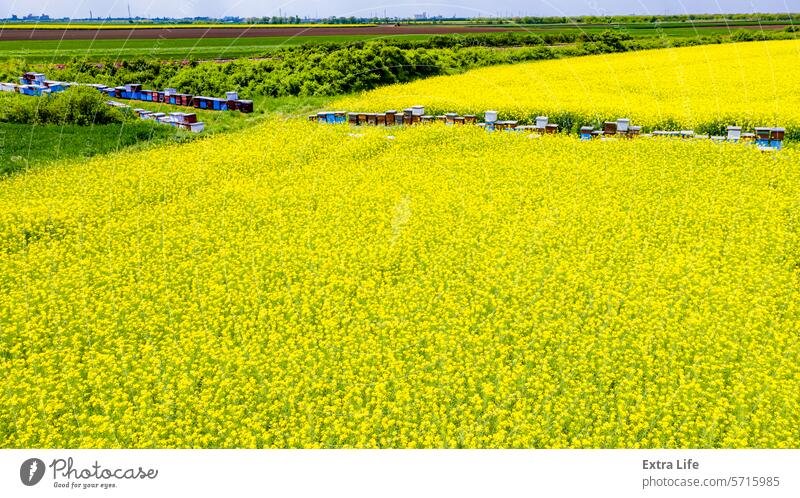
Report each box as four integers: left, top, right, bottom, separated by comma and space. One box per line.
506, 13, 798, 24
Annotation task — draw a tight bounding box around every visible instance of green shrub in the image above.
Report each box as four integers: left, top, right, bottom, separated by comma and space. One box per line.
0, 86, 127, 126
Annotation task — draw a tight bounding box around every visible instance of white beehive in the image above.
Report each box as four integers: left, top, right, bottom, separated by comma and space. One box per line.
535, 116, 549, 129
617, 118, 631, 133
484, 110, 498, 123
226, 91, 239, 100
727, 126, 742, 141
411, 105, 425, 116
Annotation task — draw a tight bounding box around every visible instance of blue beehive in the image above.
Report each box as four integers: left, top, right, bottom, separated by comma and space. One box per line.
580, 126, 594, 141
771, 128, 785, 150
220, 101, 228, 111
755, 127, 771, 147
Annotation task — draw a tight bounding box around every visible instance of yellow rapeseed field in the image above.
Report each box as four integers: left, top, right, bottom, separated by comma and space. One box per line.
1, 120, 798, 448
334, 40, 800, 138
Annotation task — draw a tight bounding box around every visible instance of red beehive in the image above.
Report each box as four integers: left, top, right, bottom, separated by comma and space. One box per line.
237, 100, 254, 113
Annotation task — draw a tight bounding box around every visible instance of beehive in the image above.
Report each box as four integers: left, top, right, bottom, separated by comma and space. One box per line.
580, 126, 594, 140
484, 110, 498, 123
237, 100, 254, 113
535, 116, 549, 130
464, 115, 477, 124
617, 118, 631, 133
412, 106, 425, 116
348, 113, 358, 125
604, 122, 618, 135
545, 124, 558, 134
771, 127, 785, 149
755, 127, 771, 145
727, 126, 742, 141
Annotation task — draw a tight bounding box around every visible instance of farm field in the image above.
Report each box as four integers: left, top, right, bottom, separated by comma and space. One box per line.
0, 35, 436, 62
1, 119, 799, 448
335, 39, 800, 138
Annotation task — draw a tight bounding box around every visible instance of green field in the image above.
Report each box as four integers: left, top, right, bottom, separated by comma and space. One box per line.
0, 35, 435, 62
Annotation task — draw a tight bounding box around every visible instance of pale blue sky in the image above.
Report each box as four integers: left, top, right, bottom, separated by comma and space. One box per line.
1, 1, 798, 19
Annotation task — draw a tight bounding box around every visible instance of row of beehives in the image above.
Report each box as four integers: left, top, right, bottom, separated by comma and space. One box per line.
132, 108, 205, 133
1, 72, 253, 114
313, 107, 786, 150
313, 108, 597, 134
612, 125, 786, 150
0, 72, 69, 96
97, 83, 254, 113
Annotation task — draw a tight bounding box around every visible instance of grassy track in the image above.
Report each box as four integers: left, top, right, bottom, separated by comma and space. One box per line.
0, 121, 175, 174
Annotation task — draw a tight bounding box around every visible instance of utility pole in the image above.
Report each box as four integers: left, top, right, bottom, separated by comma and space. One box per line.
128, 3, 132, 21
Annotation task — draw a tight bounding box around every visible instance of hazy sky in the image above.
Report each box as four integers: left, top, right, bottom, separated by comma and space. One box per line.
1, 1, 798, 19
